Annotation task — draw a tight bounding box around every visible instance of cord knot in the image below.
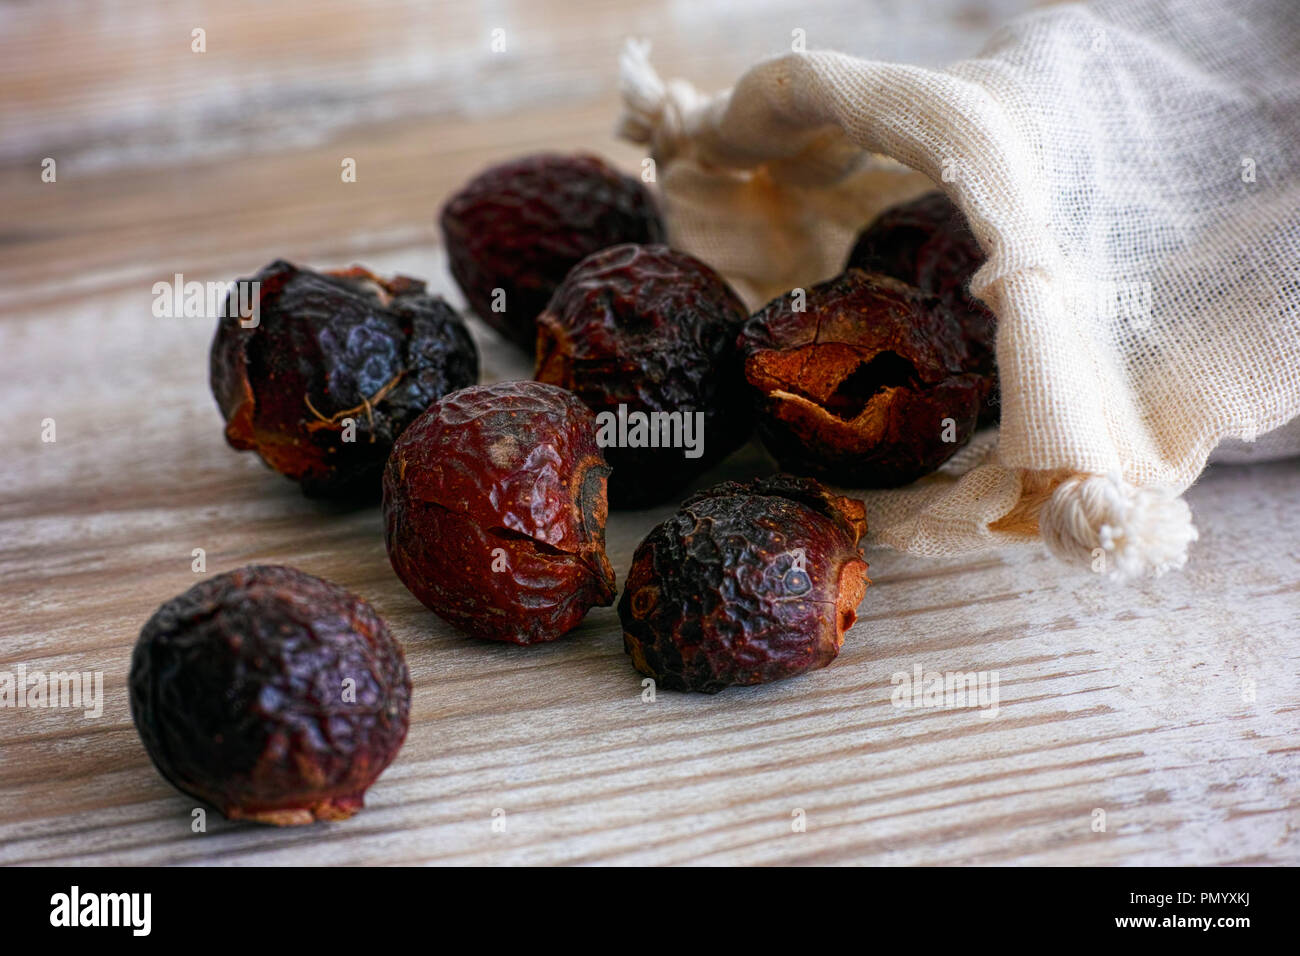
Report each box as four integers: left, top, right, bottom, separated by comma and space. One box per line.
1039, 472, 1198, 579
617, 38, 707, 165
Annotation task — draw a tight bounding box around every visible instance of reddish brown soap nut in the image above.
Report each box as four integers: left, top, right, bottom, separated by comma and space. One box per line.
129, 565, 411, 826
383, 380, 616, 644
620, 475, 870, 693
739, 268, 983, 488
846, 191, 999, 422
210, 260, 478, 498
440, 153, 665, 352
535, 243, 752, 508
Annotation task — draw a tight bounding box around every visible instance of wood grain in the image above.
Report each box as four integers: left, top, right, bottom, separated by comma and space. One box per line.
1, 0, 1297, 866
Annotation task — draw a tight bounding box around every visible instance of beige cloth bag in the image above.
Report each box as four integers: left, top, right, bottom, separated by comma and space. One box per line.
617, 0, 1300, 579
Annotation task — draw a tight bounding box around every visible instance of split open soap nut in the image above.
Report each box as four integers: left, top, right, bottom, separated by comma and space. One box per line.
845, 190, 999, 423
738, 268, 984, 488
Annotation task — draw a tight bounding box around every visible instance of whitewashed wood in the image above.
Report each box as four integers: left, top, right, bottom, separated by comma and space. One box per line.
2, 240, 1297, 865
1, 0, 1297, 867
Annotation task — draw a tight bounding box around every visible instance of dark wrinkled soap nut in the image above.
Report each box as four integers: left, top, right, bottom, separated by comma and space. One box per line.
129, 565, 411, 826
210, 259, 478, 498
739, 269, 983, 487
535, 243, 752, 507
383, 380, 615, 644
440, 153, 665, 352
846, 191, 999, 422
620, 474, 870, 693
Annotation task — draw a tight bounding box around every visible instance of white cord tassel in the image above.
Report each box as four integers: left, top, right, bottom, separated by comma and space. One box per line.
1039, 473, 1199, 580
617, 38, 707, 163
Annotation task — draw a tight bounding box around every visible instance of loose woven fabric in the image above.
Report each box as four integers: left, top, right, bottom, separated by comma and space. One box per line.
617, 0, 1300, 578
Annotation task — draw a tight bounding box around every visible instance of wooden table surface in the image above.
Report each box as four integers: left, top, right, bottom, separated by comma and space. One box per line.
2, 0, 1297, 866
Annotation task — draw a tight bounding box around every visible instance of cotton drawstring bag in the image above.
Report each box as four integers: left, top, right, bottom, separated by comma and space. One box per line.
615, 0, 1300, 579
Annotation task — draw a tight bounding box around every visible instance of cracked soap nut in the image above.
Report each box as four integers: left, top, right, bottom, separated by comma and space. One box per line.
845, 191, 999, 422
440, 153, 665, 352
210, 259, 478, 498
535, 243, 752, 508
739, 268, 984, 488
383, 380, 616, 644
620, 475, 869, 693
129, 565, 411, 826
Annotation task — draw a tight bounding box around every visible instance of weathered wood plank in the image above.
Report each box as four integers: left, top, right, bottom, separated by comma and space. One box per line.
1, 0, 1295, 867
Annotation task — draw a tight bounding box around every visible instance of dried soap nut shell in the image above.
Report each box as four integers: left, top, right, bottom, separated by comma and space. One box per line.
383, 380, 616, 644
619, 474, 870, 693
535, 243, 752, 507
440, 154, 665, 352
129, 565, 411, 826
209, 260, 478, 498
